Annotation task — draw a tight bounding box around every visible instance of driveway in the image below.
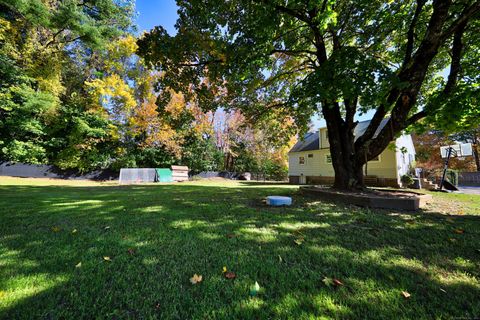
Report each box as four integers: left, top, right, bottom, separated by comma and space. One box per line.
457, 186, 480, 195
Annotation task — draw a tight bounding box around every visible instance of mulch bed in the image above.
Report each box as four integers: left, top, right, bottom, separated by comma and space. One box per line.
300, 186, 432, 211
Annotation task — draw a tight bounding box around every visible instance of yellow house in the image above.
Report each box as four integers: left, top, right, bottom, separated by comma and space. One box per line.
288, 119, 416, 187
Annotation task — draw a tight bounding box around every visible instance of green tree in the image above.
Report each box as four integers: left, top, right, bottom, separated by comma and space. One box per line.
138, 0, 480, 190
0, 0, 135, 166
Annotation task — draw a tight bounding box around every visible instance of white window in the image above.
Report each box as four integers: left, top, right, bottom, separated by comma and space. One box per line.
299, 156, 305, 165
325, 154, 332, 164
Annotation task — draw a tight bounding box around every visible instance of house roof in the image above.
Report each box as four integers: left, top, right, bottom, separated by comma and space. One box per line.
289, 131, 319, 152
289, 118, 390, 153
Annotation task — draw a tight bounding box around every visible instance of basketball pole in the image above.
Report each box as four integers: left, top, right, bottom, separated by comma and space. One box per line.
439, 147, 456, 191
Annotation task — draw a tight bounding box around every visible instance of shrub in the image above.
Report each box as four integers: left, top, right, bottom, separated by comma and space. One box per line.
400, 174, 414, 188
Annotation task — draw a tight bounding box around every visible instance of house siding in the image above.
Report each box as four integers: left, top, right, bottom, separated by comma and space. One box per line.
288, 146, 401, 187
363, 147, 398, 179
395, 134, 416, 179
288, 149, 334, 177
319, 128, 329, 149
289, 148, 397, 178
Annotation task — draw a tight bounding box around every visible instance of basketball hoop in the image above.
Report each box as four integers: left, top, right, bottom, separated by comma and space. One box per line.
438, 142, 472, 191
440, 142, 473, 158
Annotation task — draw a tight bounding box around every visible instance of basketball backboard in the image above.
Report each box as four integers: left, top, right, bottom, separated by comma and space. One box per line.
440, 143, 473, 158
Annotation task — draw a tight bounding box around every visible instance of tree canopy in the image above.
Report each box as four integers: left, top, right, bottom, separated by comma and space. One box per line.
0, 0, 293, 178
138, 0, 480, 189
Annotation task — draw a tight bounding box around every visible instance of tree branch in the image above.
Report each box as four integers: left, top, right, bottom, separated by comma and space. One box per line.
440, 1, 480, 42
405, 110, 426, 127
345, 97, 357, 127
403, 0, 426, 66
178, 59, 224, 67
273, 4, 310, 24
45, 28, 66, 47
270, 49, 317, 56
444, 20, 467, 95
357, 0, 454, 154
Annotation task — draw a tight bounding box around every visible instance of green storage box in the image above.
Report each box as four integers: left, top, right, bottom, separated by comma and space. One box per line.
156, 168, 173, 183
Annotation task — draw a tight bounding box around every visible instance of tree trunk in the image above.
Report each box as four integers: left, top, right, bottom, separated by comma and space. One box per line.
473, 144, 480, 172
322, 103, 366, 190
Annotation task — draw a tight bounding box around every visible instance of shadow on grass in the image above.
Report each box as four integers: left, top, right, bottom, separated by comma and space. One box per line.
0, 183, 479, 319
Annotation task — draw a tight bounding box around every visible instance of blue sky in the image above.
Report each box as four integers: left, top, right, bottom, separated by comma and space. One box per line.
134, 0, 374, 129
135, 0, 178, 35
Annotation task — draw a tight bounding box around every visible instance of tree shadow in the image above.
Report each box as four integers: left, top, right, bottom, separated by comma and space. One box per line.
0, 183, 479, 319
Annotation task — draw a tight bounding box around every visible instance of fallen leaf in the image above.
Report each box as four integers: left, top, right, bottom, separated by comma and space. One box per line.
75, 262, 82, 268
224, 271, 236, 279
333, 279, 344, 287
190, 274, 203, 284
71, 229, 77, 234
278, 255, 283, 263
454, 228, 464, 234
439, 288, 447, 293
294, 237, 305, 245
103, 256, 112, 262
293, 229, 305, 236
222, 266, 227, 273
127, 248, 135, 255
104, 226, 111, 230
51, 226, 61, 232
401, 291, 411, 299
448, 238, 457, 243
249, 281, 260, 296
322, 277, 334, 287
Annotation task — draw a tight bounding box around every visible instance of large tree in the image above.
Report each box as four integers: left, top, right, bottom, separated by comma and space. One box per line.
0, 0, 135, 165
138, 0, 480, 190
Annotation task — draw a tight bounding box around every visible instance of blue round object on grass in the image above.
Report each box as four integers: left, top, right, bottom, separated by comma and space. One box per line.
266, 196, 292, 206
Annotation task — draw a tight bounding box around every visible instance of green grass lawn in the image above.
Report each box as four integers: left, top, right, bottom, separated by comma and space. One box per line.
0, 177, 479, 319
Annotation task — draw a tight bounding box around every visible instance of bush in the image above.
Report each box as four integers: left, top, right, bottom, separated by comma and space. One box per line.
400, 174, 414, 187
445, 169, 459, 186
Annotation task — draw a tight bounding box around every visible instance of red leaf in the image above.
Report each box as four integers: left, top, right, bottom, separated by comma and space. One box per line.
224, 271, 236, 279
333, 279, 344, 287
